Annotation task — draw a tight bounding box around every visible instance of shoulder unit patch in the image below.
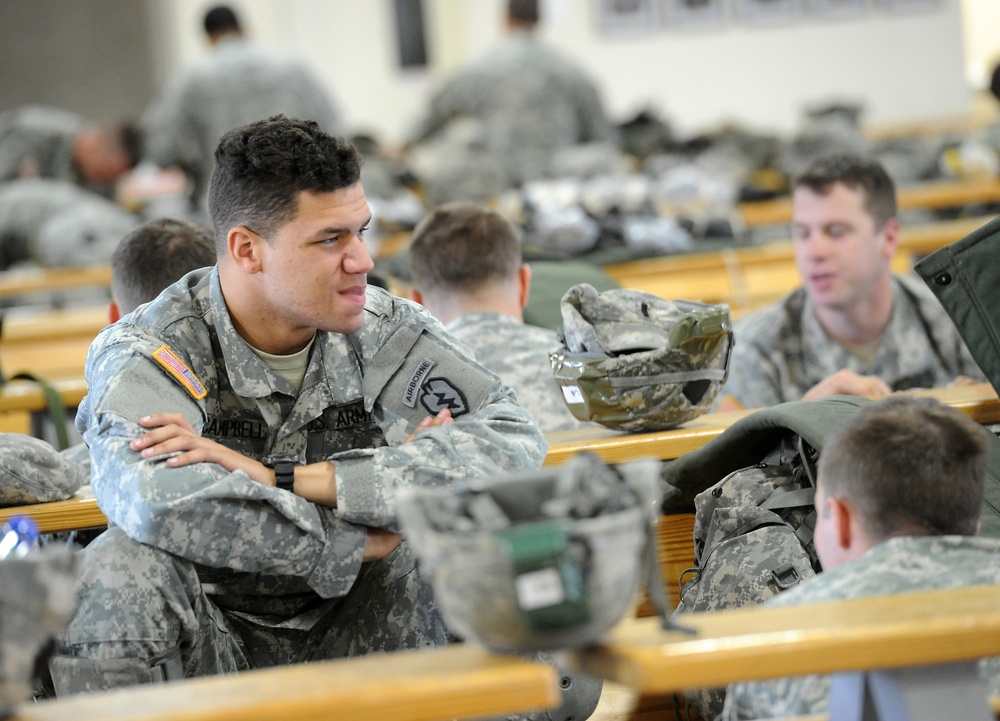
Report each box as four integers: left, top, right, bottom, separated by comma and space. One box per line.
151, 345, 208, 400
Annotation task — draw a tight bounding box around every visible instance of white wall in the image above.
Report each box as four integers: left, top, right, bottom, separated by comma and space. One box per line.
961, 0, 1000, 88
153, 0, 973, 145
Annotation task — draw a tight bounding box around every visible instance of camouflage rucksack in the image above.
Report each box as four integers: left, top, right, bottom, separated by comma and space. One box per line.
661, 397, 868, 720
677, 433, 822, 617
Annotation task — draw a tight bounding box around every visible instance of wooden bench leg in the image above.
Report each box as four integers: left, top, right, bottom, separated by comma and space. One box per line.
829, 661, 992, 721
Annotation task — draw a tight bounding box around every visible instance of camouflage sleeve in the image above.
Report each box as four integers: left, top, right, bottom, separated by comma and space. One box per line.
0, 122, 30, 181
406, 69, 484, 145
570, 76, 612, 144
333, 299, 549, 529
81, 332, 367, 600
723, 675, 831, 719
719, 327, 785, 410
141, 73, 199, 171
288, 68, 342, 137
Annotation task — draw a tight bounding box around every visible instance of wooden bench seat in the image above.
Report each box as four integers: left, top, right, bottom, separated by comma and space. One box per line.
604, 214, 994, 314
573, 585, 1000, 714
10, 643, 559, 721
0, 375, 89, 435
1, 305, 107, 379
2, 382, 998, 536
0, 265, 112, 301
737, 179, 1000, 228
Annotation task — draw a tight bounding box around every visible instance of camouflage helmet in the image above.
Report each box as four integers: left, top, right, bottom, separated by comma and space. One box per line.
396, 453, 662, 653
550, 283, 733, 432
0, 434, 87, 507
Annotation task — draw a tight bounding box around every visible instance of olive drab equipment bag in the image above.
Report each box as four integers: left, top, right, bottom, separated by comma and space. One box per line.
662, 396, 869, 719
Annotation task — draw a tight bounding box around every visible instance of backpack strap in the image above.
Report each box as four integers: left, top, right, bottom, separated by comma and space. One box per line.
10, 372, 71, 451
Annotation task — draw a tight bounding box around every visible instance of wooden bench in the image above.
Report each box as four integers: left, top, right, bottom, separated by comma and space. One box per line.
737, 178, 1000, 228
545, 381, 1000, 467
573, 584, 1000, 721
604, 214, 994, 315
0, 265, 112, 301
2, 305, 107, 379
2, 382, 998, 536
0, 375, 88, 436
10, 642, 559, 721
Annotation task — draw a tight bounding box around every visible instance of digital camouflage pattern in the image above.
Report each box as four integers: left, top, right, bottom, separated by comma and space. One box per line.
58, 443, 91, 480
0, 179, 138, 270
398, 452, 661, 721
0, 433, 87, 506
722, 274, 985, 410
50, 267, 546, 694
674, 442, 822, 719
407, 30, 611, 192
552, 283, 732, 431
0, 547, 78, 716
0, 106, 81, 185
397, 453, 661, 651
446, 311, 589, 433
142, 35, 342, 210
721, 535, 1000, 720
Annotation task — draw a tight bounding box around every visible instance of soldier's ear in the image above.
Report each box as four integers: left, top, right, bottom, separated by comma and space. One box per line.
228, 226, 262, 273
517, 264, 532, 310
828, 495, 854, 551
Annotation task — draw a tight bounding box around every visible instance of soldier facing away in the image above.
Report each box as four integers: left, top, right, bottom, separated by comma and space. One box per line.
408, 201, 590, 434
721, 395, 1000, 719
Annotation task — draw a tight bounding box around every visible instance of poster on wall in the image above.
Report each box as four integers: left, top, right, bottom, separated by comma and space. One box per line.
735, 0, 800, 24
875, 0, 942, 12
594, 0, 659, 33
661, 0, 727, 30
804, 0, 869, 18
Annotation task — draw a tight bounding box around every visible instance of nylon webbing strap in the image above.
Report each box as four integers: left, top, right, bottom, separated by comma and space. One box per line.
12, 373, 71, 451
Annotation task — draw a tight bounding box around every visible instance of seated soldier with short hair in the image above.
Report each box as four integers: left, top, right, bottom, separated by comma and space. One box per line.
409, 201, 590, 433
721, 395, 1000, 719
719, 154, 983, 410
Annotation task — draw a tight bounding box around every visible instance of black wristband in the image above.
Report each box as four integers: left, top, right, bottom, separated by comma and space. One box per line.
262, 454, 298, 492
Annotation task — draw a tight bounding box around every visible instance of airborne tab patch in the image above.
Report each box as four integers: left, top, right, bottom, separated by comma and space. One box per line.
152, 345, 208, 400
402, 358, 435, 408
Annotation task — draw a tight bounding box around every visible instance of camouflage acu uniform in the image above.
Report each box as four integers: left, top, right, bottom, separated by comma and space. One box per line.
407, 30, 611, 190
142, 36, 342, 211
446, 311, 588, 433
721, 535, 1000, 720
0, 548, 78, 716
0, 179, 138, 270
0, 106, 82, 185
49, 267, 547, 695
0, 433, 86, 506
722, 274, 984, 410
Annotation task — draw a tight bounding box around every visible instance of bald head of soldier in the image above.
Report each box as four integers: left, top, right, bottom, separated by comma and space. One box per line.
408, 202, 530, 327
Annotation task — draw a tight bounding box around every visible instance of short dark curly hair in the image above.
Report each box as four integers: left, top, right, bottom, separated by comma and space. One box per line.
207, 115, 363, 253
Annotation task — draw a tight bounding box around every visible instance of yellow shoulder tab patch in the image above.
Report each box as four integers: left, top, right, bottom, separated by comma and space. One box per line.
152, 345, 208, 400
